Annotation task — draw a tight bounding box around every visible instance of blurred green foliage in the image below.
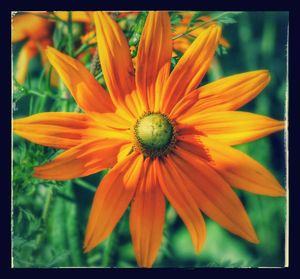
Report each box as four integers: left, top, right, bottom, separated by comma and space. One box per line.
12, 11, 288, 268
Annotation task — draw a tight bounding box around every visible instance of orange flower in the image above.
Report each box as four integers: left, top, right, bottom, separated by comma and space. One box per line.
12, 12, 55, 85
13, 12, 285, 267
12, 12, 93, 86
173, 12, 230, 56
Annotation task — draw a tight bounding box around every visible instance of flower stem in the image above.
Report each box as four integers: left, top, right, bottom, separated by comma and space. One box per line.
67, 12, 74, 57
33, 185, 54, 254
74, 179, 96, 193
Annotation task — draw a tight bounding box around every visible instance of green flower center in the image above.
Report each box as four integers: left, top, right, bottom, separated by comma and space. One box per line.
134, 113, 175, 157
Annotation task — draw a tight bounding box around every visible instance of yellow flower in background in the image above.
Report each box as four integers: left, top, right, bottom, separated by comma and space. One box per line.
13, 11, 285, 268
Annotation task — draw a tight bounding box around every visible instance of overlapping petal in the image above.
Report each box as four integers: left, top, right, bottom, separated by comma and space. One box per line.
130, 158, 165, 267
179, 111, 284, 145
155, 158, 206, 253
93, 12, 143, 117
136, 11, 172, 111
177, 70, 271, 118
46, 47, 115, 114
13, 112, 91, 149
84, 153, 144, 252
172, 146, 259, 244
200, 136, 286, 196
33, 138, 130, 180
160, 25, 221, 113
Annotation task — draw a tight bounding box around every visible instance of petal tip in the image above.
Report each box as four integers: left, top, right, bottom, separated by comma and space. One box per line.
83, 237, 93, 253
83, 246, 91, 254
247, 228, 260, 244
275, 186, 287, 197
260, 69, 271, 83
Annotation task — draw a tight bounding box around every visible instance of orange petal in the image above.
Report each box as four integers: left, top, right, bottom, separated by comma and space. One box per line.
84, 153, 143, 252
169, 89, 200, 119
219, 37, 230, 48
93, 12, 142, 117
155, 157, 206, 253
176, 134, 212, 162
117, 143, 134, 162
179, 111, 285, 145
46, 47, 115, 114
81, 30, 97, 45
173, 147, 259, 244
15, 40, 38, 84
136, 11, 172, 111
161, 25, 221, 113
13, 112, 92, 149
33, 138, 129, 180
87, 111, 133, 130
130, 158, 165, 267
200, 136, 286, 196
181, 70, 271, 117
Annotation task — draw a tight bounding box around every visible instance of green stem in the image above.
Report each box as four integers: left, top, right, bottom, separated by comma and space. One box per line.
38, 67, 47, 91
27, 89, 56, 99
33, 185, 54, 253
41, 186, 53, 220
74, 179, 96, 193
95, 71, 104, 81
74, 43, 96, 57
67, 12, 74, 57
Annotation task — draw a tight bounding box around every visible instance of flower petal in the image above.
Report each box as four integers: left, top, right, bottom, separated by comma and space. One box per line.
161, 25, 221, 113
180, 70, 271, 117
130, 158, 165, 268
13, 112, 91, 149
136, 11, 172, 111
84, 153, 143, 252
179, 111, 285, 145
172, 146, 259, 244
33, 138, 129, 180
155, 157, 206, 253
46, 47, 115, 114
200, 136, 286, 196
93, 12, 142, 117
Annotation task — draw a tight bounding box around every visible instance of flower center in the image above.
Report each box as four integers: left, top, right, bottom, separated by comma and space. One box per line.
134, 112, 176, 158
